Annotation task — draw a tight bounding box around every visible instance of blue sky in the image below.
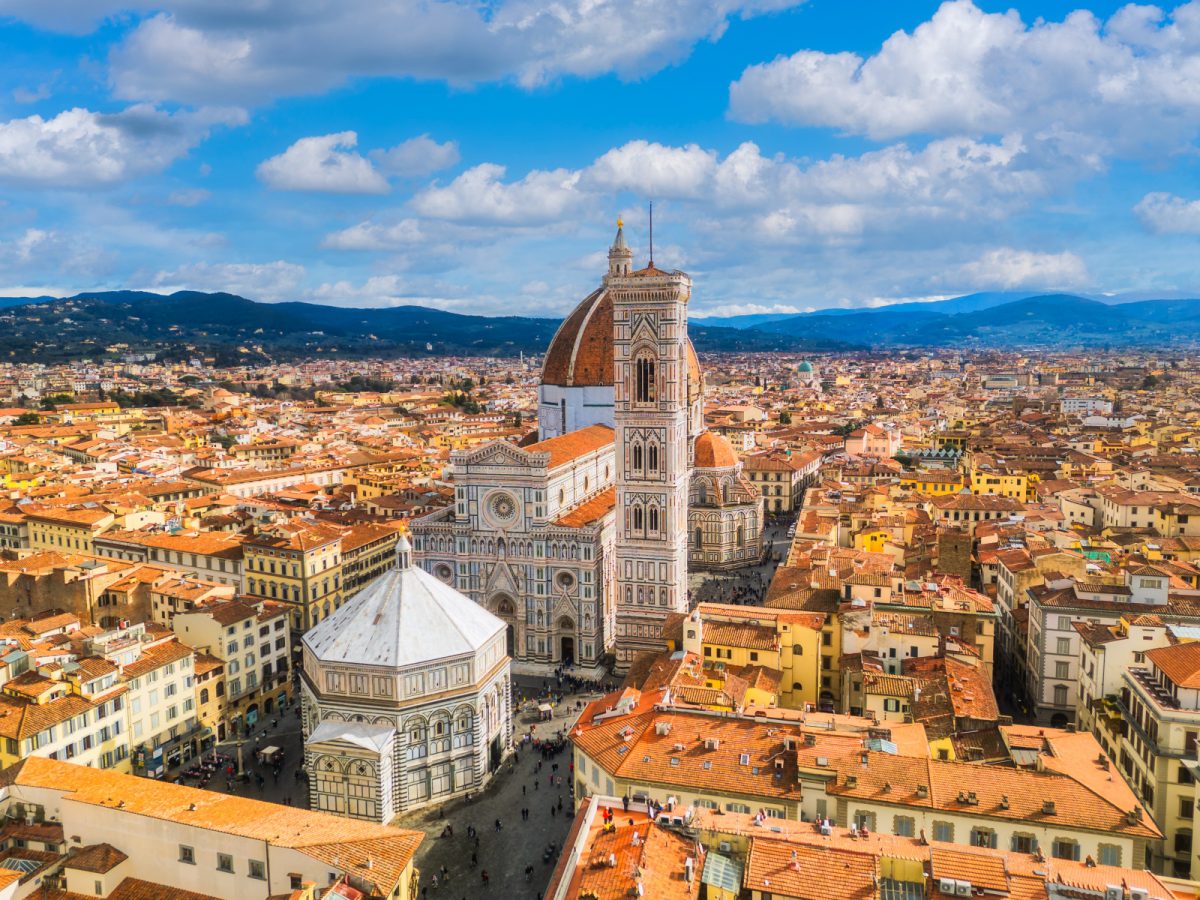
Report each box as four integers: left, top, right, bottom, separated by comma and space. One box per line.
1, 0, 1199, 318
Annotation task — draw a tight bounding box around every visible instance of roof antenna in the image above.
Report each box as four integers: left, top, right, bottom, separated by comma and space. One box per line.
648, 200, 654, 268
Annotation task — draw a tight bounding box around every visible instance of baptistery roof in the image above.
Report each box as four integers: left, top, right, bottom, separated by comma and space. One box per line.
303, 536, 503, 669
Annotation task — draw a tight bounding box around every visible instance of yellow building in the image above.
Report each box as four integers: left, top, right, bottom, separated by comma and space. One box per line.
896, 471, 965, 496
193, 651, 227, 745
244, 522, 344, 631
27, 508, 115, 554
679, 603, 824, 710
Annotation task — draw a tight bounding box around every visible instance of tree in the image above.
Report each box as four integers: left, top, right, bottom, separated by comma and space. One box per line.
1141, 374, 1159, 390
779, 411, 792, 425
513, 411, 523, 428
12, 412, 39, 426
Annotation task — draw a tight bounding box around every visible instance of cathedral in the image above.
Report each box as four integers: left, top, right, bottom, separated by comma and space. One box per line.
411, 223, 762, 671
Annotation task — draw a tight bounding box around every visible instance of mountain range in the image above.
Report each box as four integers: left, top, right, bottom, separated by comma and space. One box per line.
0, 289, 1195, 363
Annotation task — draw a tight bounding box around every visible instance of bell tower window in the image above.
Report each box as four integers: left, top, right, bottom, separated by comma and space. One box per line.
634, 356, 656, 404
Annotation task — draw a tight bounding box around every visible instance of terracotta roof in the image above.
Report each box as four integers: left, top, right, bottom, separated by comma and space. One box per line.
65, 843, 128, 873
1145, 642, 1200, 689
540, 285, 701, 391
693, 431, 738, 469
525, 424, 614, 469
555, 487, 617, 528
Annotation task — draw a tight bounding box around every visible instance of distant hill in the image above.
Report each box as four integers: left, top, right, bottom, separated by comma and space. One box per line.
0, 289, 1195, 363
0, 290, 848, 363
737, 293, 1200, 348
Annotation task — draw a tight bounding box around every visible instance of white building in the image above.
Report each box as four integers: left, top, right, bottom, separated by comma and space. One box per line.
300, 537, 511, 823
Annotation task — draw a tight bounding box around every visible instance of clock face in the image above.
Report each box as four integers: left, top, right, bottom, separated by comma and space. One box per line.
488, 492, 518, 525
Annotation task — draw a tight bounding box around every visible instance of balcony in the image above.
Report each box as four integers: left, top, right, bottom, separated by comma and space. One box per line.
1129, 667, 1181, 711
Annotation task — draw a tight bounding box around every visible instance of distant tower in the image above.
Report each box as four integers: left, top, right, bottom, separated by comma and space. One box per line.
609, 220, 691, 671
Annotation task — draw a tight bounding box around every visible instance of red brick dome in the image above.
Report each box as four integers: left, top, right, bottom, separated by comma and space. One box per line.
542, 288, 702, 396
693, 431, 738, 469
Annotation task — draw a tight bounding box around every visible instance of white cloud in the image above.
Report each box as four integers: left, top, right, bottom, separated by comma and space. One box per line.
729, 0, 1200, 154
370, 135, 459, 177
1135, 192, 1200, 234
584, 141, 717, 199
256, 131, 390, 194
411, 163, 582, 225
311, 274, 460, 309
141, 260, 306, 301
166, 188, 211, 206
952, 248, 1090, 290
696, 302, 810, 317
98, 0, 807, 106
0, 104, 244, 188
321, 219, 425, 251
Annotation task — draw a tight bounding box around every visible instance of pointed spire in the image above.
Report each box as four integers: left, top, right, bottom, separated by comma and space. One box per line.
396, 533, 412, 570
607, 215, 632, 278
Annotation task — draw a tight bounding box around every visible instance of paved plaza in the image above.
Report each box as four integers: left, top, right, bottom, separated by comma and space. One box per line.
688, 514, 794, 606
396, 675, 597, 899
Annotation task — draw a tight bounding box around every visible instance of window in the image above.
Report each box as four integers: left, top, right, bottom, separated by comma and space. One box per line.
1056, 637, 1071, 655
970, 827, 998, 849
1098, 844, 1121, 867
932, 821, 954, 843
893, 816, 915, 837
725, 802, 751, 814
1182, 796, 1196, 820
1011, 834, 1037, 854
634, 355, 656, 404
217, 853, 234, 873
179, 845, 195, 864
249, 860, 266, 880
1055, 661, 1070, 679
290, 875, 303, 890
1053, 684, 1068, 707
1052, 839, 1080, 861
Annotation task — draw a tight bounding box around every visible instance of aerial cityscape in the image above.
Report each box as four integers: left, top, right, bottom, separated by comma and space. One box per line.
2, 1, 1200, 900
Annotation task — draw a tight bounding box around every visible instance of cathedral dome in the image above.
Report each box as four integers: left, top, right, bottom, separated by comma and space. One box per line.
303, 537, 504, 669
693, 431, 739, 469
797, 361, 814, 373
542, 288, 702, 395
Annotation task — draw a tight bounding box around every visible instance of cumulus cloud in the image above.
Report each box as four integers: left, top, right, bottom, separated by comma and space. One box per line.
1135, 192, 1200, 234
411, 163, 582, 225
370, 135, 459, 178
141, 260, 306, 301
96, 0, 807, 106
0, 104, 244, 188
952, 248, 1090, 290
584, 141, 717, 199
321, 219, 425, 251
256, 131, 390, 194
729, 0, 1200, 154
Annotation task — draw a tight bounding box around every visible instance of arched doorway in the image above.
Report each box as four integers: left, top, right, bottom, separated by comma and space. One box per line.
492, 595, 517, 657
558, 617, 575, 666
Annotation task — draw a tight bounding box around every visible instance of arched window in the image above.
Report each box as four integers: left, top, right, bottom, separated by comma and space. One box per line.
632, 443, 643, 471
694, 527, 703, 548
648, 443, 659, 472
648, 506, 659, 532
736, 524, 745, 546
698, 483, 707, 504
635, 355, 656, 404
632, 505, 644, 531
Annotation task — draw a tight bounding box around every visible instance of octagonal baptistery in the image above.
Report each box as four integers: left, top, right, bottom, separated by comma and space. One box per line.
300, 536, 512, 823
538, 283, 706, 441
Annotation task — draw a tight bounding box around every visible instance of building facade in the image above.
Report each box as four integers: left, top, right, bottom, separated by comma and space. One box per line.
301, 538, 512, 823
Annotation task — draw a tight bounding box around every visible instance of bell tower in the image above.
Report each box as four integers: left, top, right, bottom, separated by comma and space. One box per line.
609, 222, 691, 671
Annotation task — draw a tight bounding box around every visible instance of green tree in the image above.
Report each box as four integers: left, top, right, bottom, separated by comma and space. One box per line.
12, 412, 40, 426
779, 410, 792, 425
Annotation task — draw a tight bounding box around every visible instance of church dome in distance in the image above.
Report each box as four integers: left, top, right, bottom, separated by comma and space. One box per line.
797, 361, 814, 373
693, 430, 739, 469
541, 288, 702, 395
